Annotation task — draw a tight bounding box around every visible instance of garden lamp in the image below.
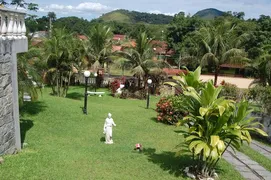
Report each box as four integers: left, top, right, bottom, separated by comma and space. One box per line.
146, 78, 152, 109
83, 70, 90, 114
94, 72, 98, 92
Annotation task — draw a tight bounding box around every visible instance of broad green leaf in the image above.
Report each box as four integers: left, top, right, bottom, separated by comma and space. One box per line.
210, 148, 219, 159
217, 140, 226, 152
218, 105, 225, 116
246, 128, 268, 137
185, 135, 200, 142
199, 107, 208, 117
204, 145, 211, 157
163, 82, 178, 87
194, 142, 207, 155
188, 140, 202, 151
210, 135, 220, 147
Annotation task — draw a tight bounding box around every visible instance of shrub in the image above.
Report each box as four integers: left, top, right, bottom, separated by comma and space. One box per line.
156, 96, 185, 124
158, 85, 175, 97
219, 81, 240, 100
247, 86, 271, 115
109, 79, 120, 94
120, 89, 133, 99
134, 89, 146, 100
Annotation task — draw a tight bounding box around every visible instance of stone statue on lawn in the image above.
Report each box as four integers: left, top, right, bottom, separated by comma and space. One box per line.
103, 113, 116, 144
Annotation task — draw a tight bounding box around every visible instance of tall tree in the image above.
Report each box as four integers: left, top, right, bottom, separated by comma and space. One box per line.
83, 24, 113, 69
44, 28, 79, 97
117, 32, 167, 88
197, 20, 247, 85
48, 12, 56, 38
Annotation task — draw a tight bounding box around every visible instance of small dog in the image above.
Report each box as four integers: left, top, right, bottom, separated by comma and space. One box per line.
134, 143, 143, 152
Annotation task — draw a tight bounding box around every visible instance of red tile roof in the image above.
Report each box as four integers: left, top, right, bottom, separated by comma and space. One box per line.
151, 40, 174, 55
77, 35, 88, 40
112, 45, 122, 52
113, 34, 126, 41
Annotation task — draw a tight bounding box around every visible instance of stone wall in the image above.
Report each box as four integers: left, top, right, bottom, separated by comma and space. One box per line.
0, 54, 16, 155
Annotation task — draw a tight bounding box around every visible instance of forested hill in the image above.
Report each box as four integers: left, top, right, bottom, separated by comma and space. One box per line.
99, 9, 174, 24
194, 8, 225, 20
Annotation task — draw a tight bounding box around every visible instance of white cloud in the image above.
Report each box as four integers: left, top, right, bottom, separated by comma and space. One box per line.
39, 2, 113, 15
75, 2, 111, 12
149, 10, 162, 14
149, 10, 176, 16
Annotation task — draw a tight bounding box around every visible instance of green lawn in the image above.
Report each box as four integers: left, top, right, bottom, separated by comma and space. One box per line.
0, 87, 244, 180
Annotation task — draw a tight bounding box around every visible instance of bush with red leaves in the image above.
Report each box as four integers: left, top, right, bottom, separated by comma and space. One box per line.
156, 97, 185, 124
109, 79, 120, 94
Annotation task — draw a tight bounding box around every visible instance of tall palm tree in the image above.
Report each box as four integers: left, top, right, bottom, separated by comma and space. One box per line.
44, 28, 79, 97
83, 25, 113, 70
197, 20, 247, 85
117, 32, 167, 88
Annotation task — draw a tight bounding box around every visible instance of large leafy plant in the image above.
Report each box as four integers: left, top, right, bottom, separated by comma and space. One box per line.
164, 66, 204, 92
178, 81, 267, 178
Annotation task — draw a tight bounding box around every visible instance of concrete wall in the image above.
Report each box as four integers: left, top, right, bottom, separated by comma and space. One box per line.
0, 53, 16, 155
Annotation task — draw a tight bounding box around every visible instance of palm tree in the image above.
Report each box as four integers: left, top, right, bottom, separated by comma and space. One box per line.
83, 24, 113, 70
44, 28, 79, 97
197, 20, 247, 85
11, 0, 27, 9
17, 47, 43, 105
117, 32, 167, 88
47, 12, 56, 38
249, 54, 271, 86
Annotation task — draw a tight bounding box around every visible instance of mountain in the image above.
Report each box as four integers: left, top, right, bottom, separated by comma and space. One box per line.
194, 8, 225, 20
99, 9, 173, 24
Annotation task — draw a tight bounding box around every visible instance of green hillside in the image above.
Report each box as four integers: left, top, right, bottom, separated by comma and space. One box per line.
100, 11, 131, 23
194, 8, 225, 20
99, 9, 173, 24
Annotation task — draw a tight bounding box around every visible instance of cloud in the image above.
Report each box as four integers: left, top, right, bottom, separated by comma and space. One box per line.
148, 10, 176, 16
39, 2, 113, 14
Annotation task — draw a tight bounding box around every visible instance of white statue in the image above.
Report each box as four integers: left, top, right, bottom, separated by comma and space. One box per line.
103, 113, 116, 144
116, 84, 125, 94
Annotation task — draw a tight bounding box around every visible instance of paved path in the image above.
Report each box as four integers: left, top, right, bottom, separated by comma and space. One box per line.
250, 141, 271, 161
223, 148, 271, 180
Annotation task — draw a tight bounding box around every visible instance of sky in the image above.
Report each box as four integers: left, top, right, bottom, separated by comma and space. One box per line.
27, 0, 271, 20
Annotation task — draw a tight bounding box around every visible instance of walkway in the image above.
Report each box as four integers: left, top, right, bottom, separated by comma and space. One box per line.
223, 148, 271, 180
250, 141, 271, 161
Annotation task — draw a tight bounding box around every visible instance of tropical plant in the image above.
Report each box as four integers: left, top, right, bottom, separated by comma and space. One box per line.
219, 81, 240, 100
10, 0, 38, 11
197, 20, 248, 85
248, 53, 271, 86
44, 28, 82, 97
156, 96, 186, 124
17, 47, 43, 105
83, 24, 113, 70
177, 81, 267, 178
164, 66, 204, 92
116, 31, 167, 89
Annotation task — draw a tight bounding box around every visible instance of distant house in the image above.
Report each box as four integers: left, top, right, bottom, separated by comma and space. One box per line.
151, 40, 175, 62
113, 34, 126, 41
162, 68, 187, 77
77, 34, 88, 40
29, 31, 48, 38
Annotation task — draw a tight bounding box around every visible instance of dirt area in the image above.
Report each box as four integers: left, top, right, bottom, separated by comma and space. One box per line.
200, 75, 255, 89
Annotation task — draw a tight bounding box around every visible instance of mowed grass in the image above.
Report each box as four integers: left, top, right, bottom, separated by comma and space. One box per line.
0, 87, 244, 180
